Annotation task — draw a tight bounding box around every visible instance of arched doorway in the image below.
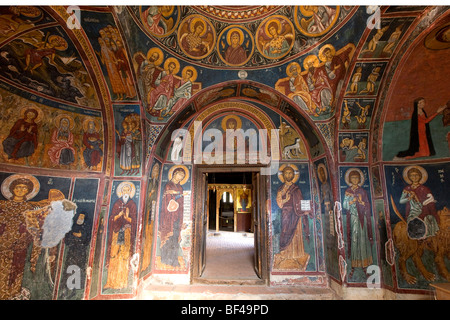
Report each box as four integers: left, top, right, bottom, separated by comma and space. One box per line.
150, 81, 334, 286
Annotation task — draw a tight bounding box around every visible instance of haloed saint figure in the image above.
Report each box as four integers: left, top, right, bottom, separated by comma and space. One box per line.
157, 166, 189, 270
343, 169, 373, 279
104, 182, 137, 290
273, 164, 311, 271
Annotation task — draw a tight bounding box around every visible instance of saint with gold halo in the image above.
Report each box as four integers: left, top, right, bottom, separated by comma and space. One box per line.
178, 15, 215, 59
257, 16, 294, 59
157, 165, 190, 270
273, 164, 311, 271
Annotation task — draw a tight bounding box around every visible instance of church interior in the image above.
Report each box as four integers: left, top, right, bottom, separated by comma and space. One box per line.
0, 5, 449, 301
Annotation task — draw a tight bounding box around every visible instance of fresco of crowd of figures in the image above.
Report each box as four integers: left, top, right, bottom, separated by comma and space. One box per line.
0, 5, 448, 299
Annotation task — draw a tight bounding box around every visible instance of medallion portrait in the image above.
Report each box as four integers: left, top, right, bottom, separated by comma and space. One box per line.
256, 15, 294, 60
217, 25, 254, 67
177, 14, 216, 60
294, 6, 340, 37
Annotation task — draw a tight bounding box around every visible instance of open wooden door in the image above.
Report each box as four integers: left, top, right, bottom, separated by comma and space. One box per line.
198, 172, 208, 276
252, 172, 262, 278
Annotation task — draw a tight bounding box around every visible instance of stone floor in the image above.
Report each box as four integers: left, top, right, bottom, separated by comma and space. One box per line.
140, 283, 336, 300
140, 231, 336, 300
200, 231, 260, 282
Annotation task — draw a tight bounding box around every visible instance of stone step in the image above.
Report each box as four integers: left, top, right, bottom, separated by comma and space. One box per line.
139, 284, 336, 300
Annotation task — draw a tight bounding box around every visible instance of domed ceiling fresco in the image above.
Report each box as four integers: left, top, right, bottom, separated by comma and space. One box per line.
0, 5, 449, 300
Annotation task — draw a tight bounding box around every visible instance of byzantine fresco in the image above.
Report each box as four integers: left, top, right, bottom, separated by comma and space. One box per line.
339, 98, 375, 130
385, 163, 450, 289
128, 5, 355, 68
0, 85, 104, 172
0, 5, 448, 300
314, 158, 340, 280
294, 6, 341, 37
311, 172, 326, 273
0, 25, 100, 109
339, 166, 378, 284
217, 25, 254, 67
271, 162, 318, 273
196, 113, 263, 165
338, 132, 369, 163
382, 16, 450, 162
57, 178, 99, 300
343, 62, 387, 97
117, 6, 362, 125
278, 116, 309, 161
113, 104, 142, 177
142, 56, 201, 122
101, 180, 140, 295
239, 83, 280, 108
0, 172, 76, 300
275, 43, 355, 120
140, 158, 162, 278
139, 6, 181, 38
0, 6, 54, 41
374, 199, 394, 288
80, 10, 137, 102
88, 206, 107, 300
358, 17, 414, 59
177, 14, 216, 60
256, 15, 295, 60
155, 164, 192, 272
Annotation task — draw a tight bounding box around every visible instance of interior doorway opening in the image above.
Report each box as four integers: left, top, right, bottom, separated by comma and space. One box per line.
207, 172, 253, 233
197, 171, 263, 284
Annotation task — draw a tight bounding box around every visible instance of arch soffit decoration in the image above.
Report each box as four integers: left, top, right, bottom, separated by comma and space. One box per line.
152, 80, 330, 165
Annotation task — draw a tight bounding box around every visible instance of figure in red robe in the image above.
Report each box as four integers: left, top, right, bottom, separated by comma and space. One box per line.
2, 108, 38, 160
158, 167, 187, 269
396, 98, 446, 159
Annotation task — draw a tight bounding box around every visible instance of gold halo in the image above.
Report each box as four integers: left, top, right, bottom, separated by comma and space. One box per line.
402, 165, 428, 185
286, 62, 301, 77
168, 165, 189, 185
48, 35, 68, 51
344, 168, 365, 187
20, 104, 43, 123
317, 163, 328, 183
82, 117, 101, 132
1, 173, 40, 201
299, 5, 317, 17
221, 115, 242, 131
160, 5, 175, 17
265, 18, 282, 36
163, 57, 180, 75
116, 181, 136, 199
147, 47, 164, 67
303, 54, 320, 70
54, 113, 75, 130
226, 27, 245, 46
277, 164, 300, 184
319, 44, 336, 62
181, 66, 197, 82
189, 17, 207, 36
216, 25, 254, 67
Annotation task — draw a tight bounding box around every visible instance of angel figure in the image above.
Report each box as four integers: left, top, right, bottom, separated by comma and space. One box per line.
258, 18, 294, 59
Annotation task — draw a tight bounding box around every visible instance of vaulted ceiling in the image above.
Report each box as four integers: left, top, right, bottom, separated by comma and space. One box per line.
0, 5, 449, 167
